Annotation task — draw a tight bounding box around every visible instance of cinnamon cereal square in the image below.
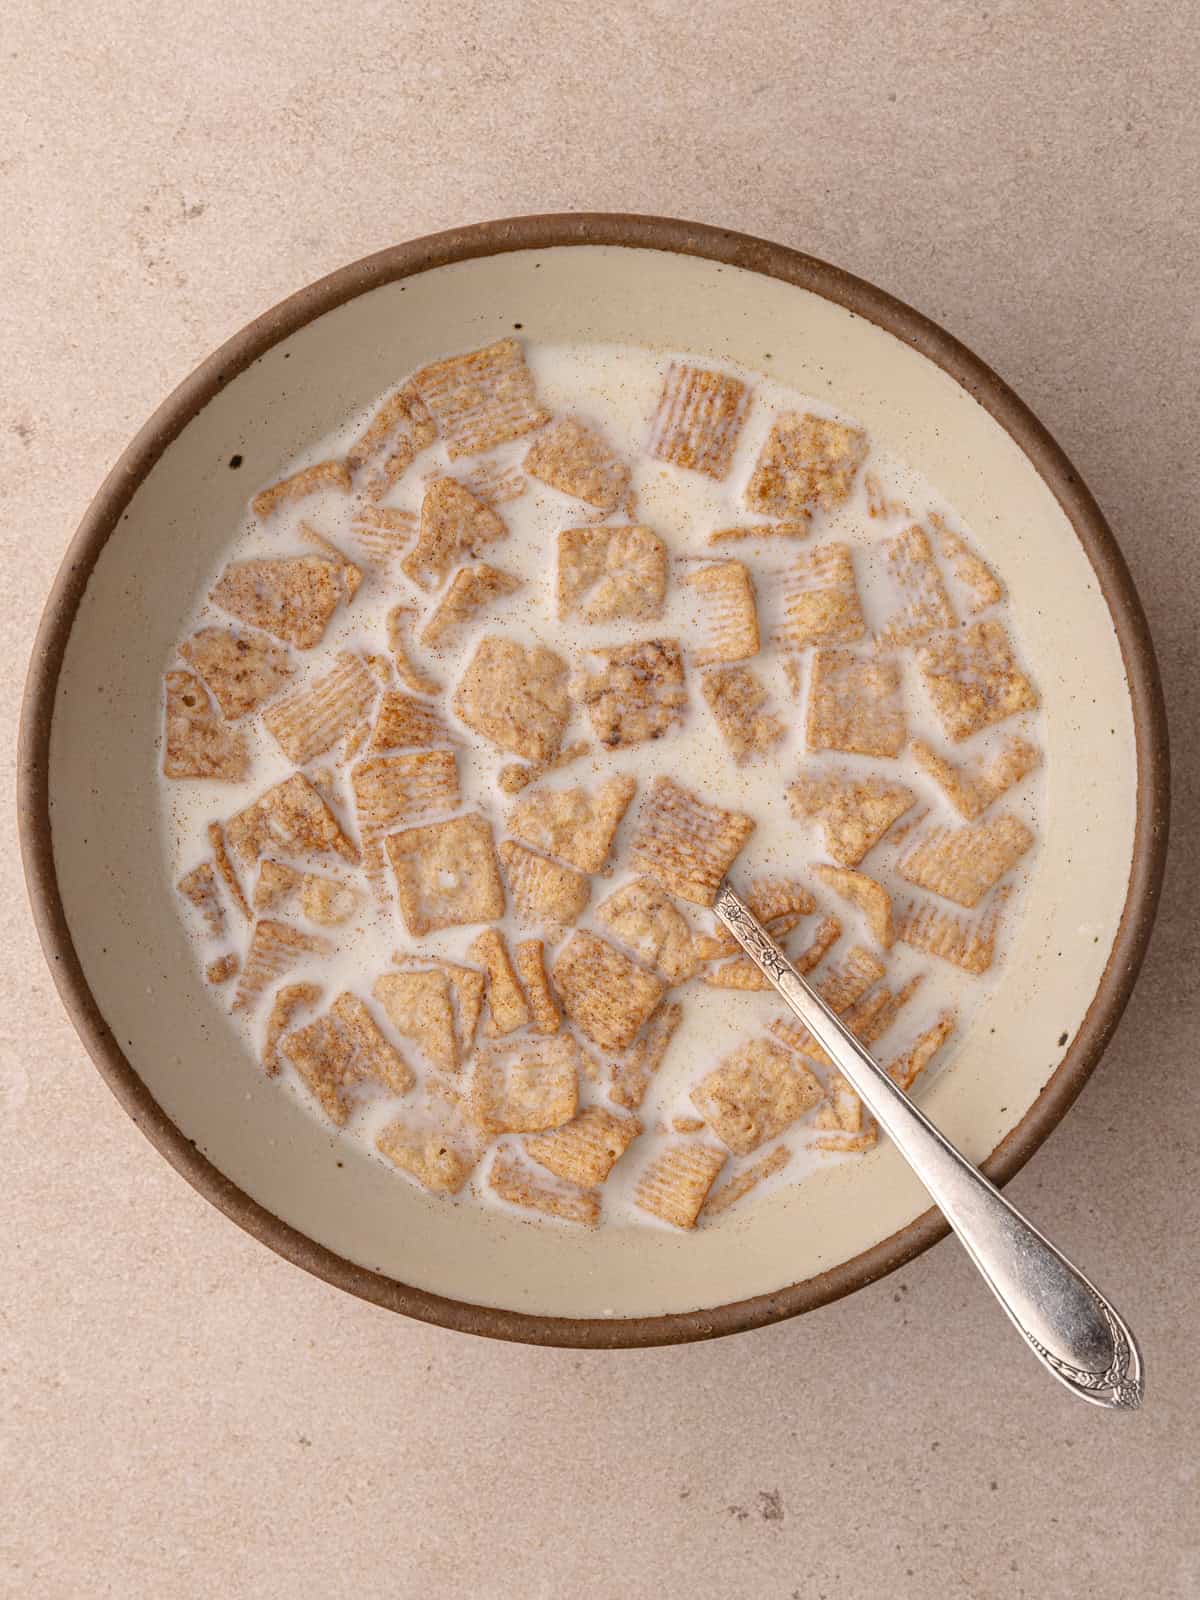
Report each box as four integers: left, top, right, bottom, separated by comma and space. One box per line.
162, 672, 248, 781
879, 523, 957, 647
898, 888, 1009, 975
386, 813, 505, 936
701, 1143, 792, 1219
813, 864, 895, 949
682, 560, 760, 665
369, 690, 456, 754
787, 768, 916, 866
557, 525, 667, 623
410, 338, 549, 458
634, 1142, 727, 1229
420, 563, 522, 647
376, 1113, 478, 1194
699, 665, 787, 764
627, 776, 755, 906
469, 1034, 580, 1134
898, 813, 1034, 908
745, 413, 869, 517
690, 1037, 822, 1155
488, 1148, 600, 1226
806, 648, 907, 758
917, 620, 1038, 742
402, 478, 509, 592
526, 1105, 643, 1187
609, 1000, 682, 1110
551, 930, 666, 1053
506, 774, 635, 874
594, 877, 701, 985
498, 840, 591, 929
210, 555, 352, 650
345, 381, 437, 473
929, 513, 1003, 613
179, 627, 294, 721
176, 862, 225, 937
912, 737, 1041, 821
233, 919, 330, 1014
887, 1012, 956, 1091
469, 927, 531, 1036
225, 773, 359, 869
453, 636, 572, 762
525, 416, 632, 512
514, 939, 561, 1033
647, 362, 751, 480
251, 460, 351, 519
373, 969, 459, 1072
776, 543, 866, 649
263, 653, 380, 766
575, 639, 688, 749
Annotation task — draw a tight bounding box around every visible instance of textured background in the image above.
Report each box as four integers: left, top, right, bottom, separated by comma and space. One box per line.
2, 3, 1197, 1596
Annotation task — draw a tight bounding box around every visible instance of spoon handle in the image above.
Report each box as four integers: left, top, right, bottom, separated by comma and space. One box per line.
713, 883, 1143, 1409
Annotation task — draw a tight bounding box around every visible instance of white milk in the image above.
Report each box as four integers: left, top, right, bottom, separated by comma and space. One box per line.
158, 341, 1045, 1227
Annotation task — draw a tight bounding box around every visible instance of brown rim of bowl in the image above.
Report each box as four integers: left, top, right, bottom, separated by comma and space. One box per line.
18, 213, 1170, 1349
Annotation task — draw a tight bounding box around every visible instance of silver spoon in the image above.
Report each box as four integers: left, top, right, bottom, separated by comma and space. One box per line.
713, 881, 1143, 1409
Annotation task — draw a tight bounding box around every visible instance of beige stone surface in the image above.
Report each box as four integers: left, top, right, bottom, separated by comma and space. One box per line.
2, 2, 1197, 1595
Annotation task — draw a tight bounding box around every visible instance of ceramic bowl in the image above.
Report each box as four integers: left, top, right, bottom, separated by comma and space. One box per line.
18, 215, 1169, 1346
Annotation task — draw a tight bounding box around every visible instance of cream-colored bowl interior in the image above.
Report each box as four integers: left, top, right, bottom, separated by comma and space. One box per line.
49, 246, 1137, 1320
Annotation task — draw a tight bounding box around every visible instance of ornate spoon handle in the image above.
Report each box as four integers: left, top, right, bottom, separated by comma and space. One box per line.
713, 883, 1143, 1409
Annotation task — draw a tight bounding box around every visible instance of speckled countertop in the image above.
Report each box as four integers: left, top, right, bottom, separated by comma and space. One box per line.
2, 3, 1196, 1596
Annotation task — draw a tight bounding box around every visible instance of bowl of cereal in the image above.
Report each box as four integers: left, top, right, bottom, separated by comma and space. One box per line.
19, 215, 1168, 1345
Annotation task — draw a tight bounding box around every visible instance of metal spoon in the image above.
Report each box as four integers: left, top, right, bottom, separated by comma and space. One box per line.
713, 881, 1143, 1409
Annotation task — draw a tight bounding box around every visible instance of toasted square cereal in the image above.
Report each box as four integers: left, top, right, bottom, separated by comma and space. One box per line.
557, 525, 667, 623
609, 1000, 682, 1110
593, 878, 701, 985
524, 416, 632, 512
210, 555, 352, 649
488, 1148, 600, 1225
387, 813, 504, 936
787, 769, 915, 866
348, 506, 417, 575
177, 862, 225, 937
373, 969, 458, 1072
694, 876, 818, 960
745, 413, 869, 518
498, 840, 590, 929
252, 459, 352, 519
207, 822, 252, 919
263, 981, 321, 1075
253, 858, 303, 911
864, 471, 910, 521
575, 639, 688, 749
410, 338, 549, 458
888, 1011, 956, 1091
708, 520, 812, 544
634, 1142, 727, 1229
627, 775, 755, 907
776, 543, 867, 649
162, 671, 248, 781
402, 478, 508, 592
898, 888, 1009, 975
507, 774, 635, 874
205, 953, 238, 985
647, 362, 751, 480
912, 737, 1041, 822
469, 1034, 580, 1134
812, 1125, 878, 1154
813, 864, 895, 949
917, 620, 1038, 742
700, 1143, 791, 1219
551, 930, 666, 1053
453, 635, 571, 762
233, 919, 330, 1014
385, 605, 441, 696
179, 627, 294, 721
369, 689, 455, 754
806, 648, 907, 758
514, 939, 560, 1033
898, 812, 1033, 908
225, 773, 358, 869
691, 1037, 823, 1155
352, 750, 461, 890
929, 512, 1003, 612
682, 560, 760, 665
878, 523, 957, 647
377, 1111, 478, 1194
263, 653, 380, 766
469, 927, 530, 1035
700, 665, 787, 764
455, 458, 527, 506
526, 1104, 643, 1187
497, 741, 591, 796
420, 563, 522, 647
345, 381, 437, 473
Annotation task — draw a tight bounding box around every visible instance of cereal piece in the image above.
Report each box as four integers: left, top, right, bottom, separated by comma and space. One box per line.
377, 1113, 478, 1194
575, 639, 688, 749
374, 970, 458, 1072
176, 862, 224, 937
346, 382, 437, 474
252, 459, 352, 519
410, 338, 549, 459
488, 1148, 600, 1225
557, 525, 667, 623
647, 362, 751, 479
768, 943, 885, 1056
453, 635, 571, 762
162, 671, 248, 781
898, 888, 1009, 974
352, 750, 460, 890
701, 1143, 792, 1219
864, 471, 910, 520
813, 864, 895, 949
297, 523, 364, 602
385, 605, 441, 696
178, 627, 294, 721
593, 877, 701, 985
498, 840, 591, 929
514, 939, 561, 1034
225, 773, 358, 869
702, 959, 774, 992
497, 742, 591, 795
917, 620, 1038, 743
806, 648, 907, 758
634, 1142, 727, 1229
912, 737, 1042, 822
787, 769, 916, 867
387, 813, 505, 936
233, 919, 329, 1014
507, 774, 635, 874
812, 1126, 879, 1154
776, 543, 866, 649
330, 992, 413, 1093
694, 876, 818, 960
263, 981, 321, 1076
880, 523, 957, 647
207, 821, 252, 919
205, 953, 239, 985
253, 858, 303, 911
609, 1000, 683, 1110
888, 1012, 956, 1090
745, 413, 869, 517
929, 512, 1003, 612
627, 775, 755, 907
369, 689, 456, 754
262, 652, 380, 766
791, 913, 844, 972
526, 1105, 643, 1187
691, 1038, 823, 1155
699, 665, 787, 764
524, 416, 631, 512
814, 1072, 864, 1134
798, 971, 922, 1069
898, 813, 1033, 908
210, 555, 351, 649
348, 506, 417, 575
708, 520, 812, 544
456, 459, 527, 506
551, 930, 666, 1053
300, 874, 358, 926
469, 1034, 580, 1134
468, 926, 530, 1035
672, 1116, 707, 1134
402, 477, 508, 592
420, 563, 522, 647
443, 963, 486, 1052
682, 561, 760, 665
